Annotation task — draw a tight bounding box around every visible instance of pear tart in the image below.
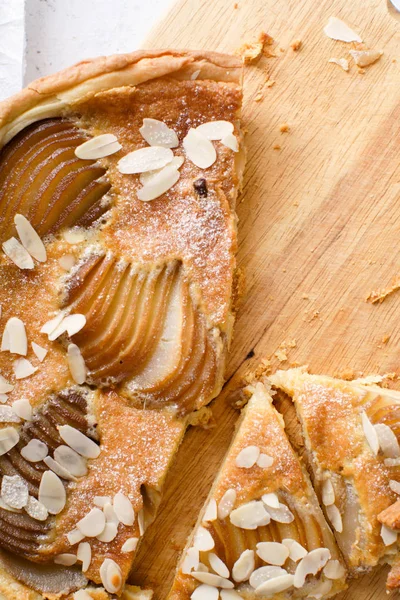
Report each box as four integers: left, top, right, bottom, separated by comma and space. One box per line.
270, 367, 400, 589
0, 50, 244, 599
169, 383, 347, 600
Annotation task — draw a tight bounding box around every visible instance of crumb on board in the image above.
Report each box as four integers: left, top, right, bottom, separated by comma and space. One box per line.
366, 276, 400, 304
266, 79, 276, 88
235, 31, 274, 64
188, 406, 216, 429
382, 334, 390, 344
334, 368, 355, 381
273, 144, 281, 151
301, 293, 309, 300
349, 49, 383, 68
290, 39, 302, 51
255, 91, 263, 102
234, 2, 238, 7
279, 123, 290, 133
274, 349, 287, 362
357, 67, 366, 75
274, 339, 297, 363
328, 58, 349, 72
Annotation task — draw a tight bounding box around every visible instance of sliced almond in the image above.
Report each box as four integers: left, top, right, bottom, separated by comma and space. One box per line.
137, 163, 180, 202
389, 480, 400, 495
139, 155, 184, 185
2, 317, 27, 355
256, 542, 289, 566
326, 504, 343, 533
232, 549, 254, 582
2, 237, 34, 270
197, 563, 209, 573
0, 406, 20, 423
58, 254, 76, 271
40, 312, 65, 336
361, 412, 379, 455
203, 498, 217, 522
58, 425, 100, 459
255, 574, 294, 595
1, 474, 29, 509
67, 528, 85, 545
138, 508, 145, 536
104, 502, 119, 525
117, 146, 173, 174
230, 501, 270, 530
191, 585, 219, 600
0, 427, 19, 455
322, 479, 335, 506
12, 399, 32, 421
218, 488, 236, 519
77, 541, 91, 572
67, 344, 87, 384
38, 471, 66, 515
94, 495, 112, 508
349, 49, 383, 68
235, 445, 260, 468
381, 524, 397, 546
25, 495, 48, 521
0, 376, 13, 394
0, 497, 20, 512
323, 559, 346, 580
100, 558, 123, 594
374, 423, 400, 458
13, 358, 37, 380
221, 133, 239, 152
183, 128, 216, 169
77, 507, 106, 537
97, 521, 118, 542
73, 591, 93, 600
75, 134, 122, 160
293, 548, 331, 588
265, 502, 294, 524
139, 118, 179, 148
385, 457, 400, 467
20, 439, 48, 462
257, 453, 274, 468
209, 553, 230, 578
121, 537, 139, 553
249, 566, 288, 589
196, 121, 234, 141
323, 17, 362, 43
14, 214, 47, 262
113, 491, 135, 526
54, 553, 77, 566
0, 395, 7, 404
182, 547, 199, 574
43, 456, 76, 481
282, 539, 307, 562
191, 571, 234, 589
328, 58, 349, 71
31, 342, 47, 362
261, 492, 280, 509
193, 525, 215, 551
54, 445, 88, 477
190, 69, 201, 80
49, 314, 86, 341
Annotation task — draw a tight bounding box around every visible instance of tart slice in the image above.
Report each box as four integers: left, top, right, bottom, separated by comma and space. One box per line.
169, 382, 347, 599
270, 367, 400, 588
0, 49, 244, 599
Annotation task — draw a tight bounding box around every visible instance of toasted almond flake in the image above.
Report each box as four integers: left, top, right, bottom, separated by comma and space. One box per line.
221, 133, 239, 152
121, 537, 139, 553
265, 502, 294, 524
209, 553, 230, 578
44, 456, 76, 481
40, 312, 65, 335
77, 507, 106, 537
385, 457, 400, 467
75, 134, 122, 160
190, 69, 201, 80
282, 539, 307, 562
326, 504, 343, 532
100, 558, 122, 594
183, 128, 216, 169
232, 549, 254, 582
49, 314, 86, 341
67, 528, 85, 545
25, 495, 48, 521
38, 471, 66, 515
137, 163, 180, 202
294, 548, 331, 588
0, 427, 19, 455
97, 521, 118, 542
0, 394, 7, 403
255, 574, 294, 595
261, 492, 280, 509
196, 121, 234, 141
256, 542, 289, 566
104, 502, 120, 525
374, 423, 400, 458
94, 496, 112, 508
323, 17, 362, 42
20, 439, 48, 462
230, 500, 270, 530
73, 591, 93, 600
67, 343, 87, 384
203, 498, 217, 522
191, 585, 219, 600
361, 412, 379, 455
139, 118, 179, 148
0, 376, 13, 394
0, 497, 20, 512
12, 399, 32, 421
250, 566, 288, 589
54, 445, 88, 477
77, 541, 91, 571
58, 425, 100, 459
14, 214, 47, 262
381, 524, 397, 546
257, 453, 273, 468
182, 547, 200, 574
58, 254, 76, 271
54, 553, 77, 566
2, 237, 34, 270
0, 406, 20, 423
322, 479, 335, 506
193, 525, 215, 551
389, 480, 400, 495
139, 155, 184, 185
235, 445, 260, 468
328, 58, 349, 71
31, 342, 47, 362
323, 559, 346, 580
349, 49, 383, 67
2, 317, 27, 355
13, 358, 37, 380
191, 571, 234, 589
1, 475, 28, 509
113, 491, 135, 526
118, 146, 173, 174
218, 488, 236, 519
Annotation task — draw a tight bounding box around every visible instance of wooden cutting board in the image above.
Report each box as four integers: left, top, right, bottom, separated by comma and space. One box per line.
131, 0, 400, 598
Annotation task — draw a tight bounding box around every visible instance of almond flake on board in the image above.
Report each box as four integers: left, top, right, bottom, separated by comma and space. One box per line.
75, 134, 122, 160
328, 58, 349, 72
349, 49, 383, 68
323, 17, 362, 43
139, 118, 179, 148
14, 214, 47, 262
2, 237, 34, 270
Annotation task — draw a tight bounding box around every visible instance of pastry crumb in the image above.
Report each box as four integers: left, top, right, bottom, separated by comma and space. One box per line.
301, 293, 309, 300
366, 276, 400, 304
334, 368, 355, 381
266, 79, 276, 88
357, 67, 366, 75
382, 334, 390, 344
350, 49, 383, 68
236, 31, 274, 64
273, 144, 281, 151
279, 123, 290, 133
234, 2, 238, 7
188, 406, 215, 429
290, 39, 302, 51
254, 91, 263, 102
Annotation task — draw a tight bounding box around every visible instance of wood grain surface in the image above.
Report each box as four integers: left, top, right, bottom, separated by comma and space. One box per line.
131, 0, 400, 598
